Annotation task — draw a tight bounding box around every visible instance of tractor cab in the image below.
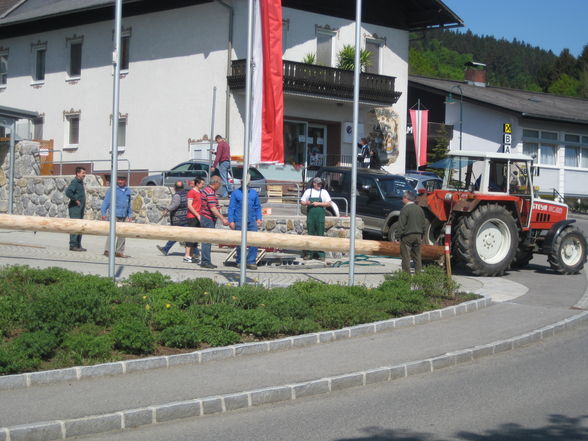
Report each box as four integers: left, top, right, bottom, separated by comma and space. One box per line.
441, 150, 533, 197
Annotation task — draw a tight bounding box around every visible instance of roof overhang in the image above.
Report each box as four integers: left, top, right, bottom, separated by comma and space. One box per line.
0, 105, 38, 127
0, 0, 462, 38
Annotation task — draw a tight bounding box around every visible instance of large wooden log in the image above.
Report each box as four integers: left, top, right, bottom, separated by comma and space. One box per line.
0, 214, 444, 260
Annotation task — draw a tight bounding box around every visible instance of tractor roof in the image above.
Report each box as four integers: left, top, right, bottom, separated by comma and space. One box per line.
447, 150, 533, 162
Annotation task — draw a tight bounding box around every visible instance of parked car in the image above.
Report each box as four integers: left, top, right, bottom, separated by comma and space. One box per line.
311, 167, 413, 240
403, 170, 443, 193
139, 160, 267, 199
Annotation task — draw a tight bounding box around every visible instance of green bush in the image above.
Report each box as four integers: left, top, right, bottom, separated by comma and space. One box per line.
158, 325, 201, 348
265, 294, 311, 319
112, 320, 154, 355
280, 317, 322, 335
112, 302, 150, 323
151, 309, 188, 331
195, 325, 241, 347
126, 271, 171, 292
62, 327, 113, 363
13, 330, 60, 360
0, 344, 41, 374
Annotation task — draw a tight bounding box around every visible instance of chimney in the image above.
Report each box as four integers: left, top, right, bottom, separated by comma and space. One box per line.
464, 61, 487, 87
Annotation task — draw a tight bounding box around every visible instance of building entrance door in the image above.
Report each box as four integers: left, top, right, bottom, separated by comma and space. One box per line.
307, 125, 327, 168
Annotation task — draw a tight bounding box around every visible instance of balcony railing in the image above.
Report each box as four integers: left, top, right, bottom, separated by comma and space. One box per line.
227, 59, 402, 106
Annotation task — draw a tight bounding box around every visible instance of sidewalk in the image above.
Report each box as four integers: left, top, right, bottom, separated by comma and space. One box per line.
1, 229, 587, 440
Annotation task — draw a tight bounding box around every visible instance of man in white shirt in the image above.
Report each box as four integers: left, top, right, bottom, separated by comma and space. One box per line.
300, 177, 332, 261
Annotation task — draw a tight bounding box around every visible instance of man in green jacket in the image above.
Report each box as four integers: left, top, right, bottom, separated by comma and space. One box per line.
397, 189, 426, 274
65, 167, 87, 251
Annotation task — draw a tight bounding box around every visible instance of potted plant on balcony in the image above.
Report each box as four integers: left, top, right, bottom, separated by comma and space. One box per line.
336, 45, 372, 71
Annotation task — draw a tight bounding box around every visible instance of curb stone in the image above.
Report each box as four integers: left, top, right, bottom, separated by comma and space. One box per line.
0, 296, 492, 392
3, 310, 587, 441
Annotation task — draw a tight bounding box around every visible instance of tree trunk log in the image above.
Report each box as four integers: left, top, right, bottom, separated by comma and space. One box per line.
0, 214, 444, 260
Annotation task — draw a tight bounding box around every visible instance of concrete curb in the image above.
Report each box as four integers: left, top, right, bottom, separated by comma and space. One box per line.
3, 310, 586, 441
0, 296, 492, 392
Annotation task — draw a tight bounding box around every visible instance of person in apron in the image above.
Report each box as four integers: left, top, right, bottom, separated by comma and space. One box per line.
300, 177, 332, 261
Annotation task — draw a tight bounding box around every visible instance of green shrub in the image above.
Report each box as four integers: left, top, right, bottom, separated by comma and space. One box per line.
13, 330, 60, 360
231, 285, 270, 309
112, 302, 150, 323
195, 325, 241, 347
158, 325, 201, 348
112, 320, 154, 355
0, 291, 28, 337
280, 317, 322, 335
311, 304, 389, 329
151, 309, 188, 331
126, 271, 171, 292
62, 327, 113, 363
26, 281, 115, 335
147, 283, 200, 310
0, 344, 41, 374
265, 294, 311, 319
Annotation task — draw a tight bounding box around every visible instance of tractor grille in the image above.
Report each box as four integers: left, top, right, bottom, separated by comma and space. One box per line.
535, 213, 551, 223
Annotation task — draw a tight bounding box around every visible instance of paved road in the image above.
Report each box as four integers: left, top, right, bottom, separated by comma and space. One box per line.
75, 322, 588, 441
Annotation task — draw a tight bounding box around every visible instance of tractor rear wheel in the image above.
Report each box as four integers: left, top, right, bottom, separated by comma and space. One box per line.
548, 225, 587, 274
455, 204, 518, 276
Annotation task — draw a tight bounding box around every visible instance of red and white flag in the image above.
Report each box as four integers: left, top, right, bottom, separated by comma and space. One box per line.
409, 109, 429, 168
250, 0, 284, 164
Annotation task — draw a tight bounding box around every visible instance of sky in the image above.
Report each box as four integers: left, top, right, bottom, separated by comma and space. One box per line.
441, 0, 588, 57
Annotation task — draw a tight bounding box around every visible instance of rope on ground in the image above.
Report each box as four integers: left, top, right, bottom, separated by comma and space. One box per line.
328, 254, 387, 268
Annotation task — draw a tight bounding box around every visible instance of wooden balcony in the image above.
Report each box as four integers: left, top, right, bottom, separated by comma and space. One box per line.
227, 59, 402, 106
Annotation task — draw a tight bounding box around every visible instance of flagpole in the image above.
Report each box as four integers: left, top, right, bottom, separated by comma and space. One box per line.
415, 99, 421, 168
348, 0, 363, 286
240, 0, 255, 286
108, 0, 123, 280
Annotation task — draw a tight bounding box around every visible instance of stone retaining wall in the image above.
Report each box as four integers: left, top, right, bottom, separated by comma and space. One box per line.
0, 141, 362, 242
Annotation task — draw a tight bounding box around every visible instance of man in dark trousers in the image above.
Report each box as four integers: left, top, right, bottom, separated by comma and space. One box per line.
397, 189, 426, 274
65, 166, 87, 251
211, 134, 232, 198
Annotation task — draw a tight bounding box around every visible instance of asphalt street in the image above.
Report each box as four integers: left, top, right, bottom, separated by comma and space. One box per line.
72, 322, 588, 441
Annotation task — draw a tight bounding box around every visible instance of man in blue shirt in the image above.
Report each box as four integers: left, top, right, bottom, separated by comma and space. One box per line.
226, 177, 263, 270
102, 176, 133, 258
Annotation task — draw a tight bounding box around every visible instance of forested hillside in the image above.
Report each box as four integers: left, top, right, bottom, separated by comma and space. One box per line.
409, 29, 588, 98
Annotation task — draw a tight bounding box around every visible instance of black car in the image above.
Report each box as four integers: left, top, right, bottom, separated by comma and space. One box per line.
312, 167, 413, 240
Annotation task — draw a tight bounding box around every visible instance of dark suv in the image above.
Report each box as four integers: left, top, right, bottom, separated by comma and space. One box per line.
313, 167, 413, 240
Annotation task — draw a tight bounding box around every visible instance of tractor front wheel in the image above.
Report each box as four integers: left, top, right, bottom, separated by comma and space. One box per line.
455, 204, 518, 276
548, 226, 587, 274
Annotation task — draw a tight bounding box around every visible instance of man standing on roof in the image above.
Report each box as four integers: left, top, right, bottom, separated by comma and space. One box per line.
211, 134, 232, 198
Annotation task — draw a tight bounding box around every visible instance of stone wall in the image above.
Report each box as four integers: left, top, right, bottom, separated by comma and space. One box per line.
0, 141, 363, 241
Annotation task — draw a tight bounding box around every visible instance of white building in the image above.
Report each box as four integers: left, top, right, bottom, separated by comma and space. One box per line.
408, 68, 588, 198
0, 0, 461, 182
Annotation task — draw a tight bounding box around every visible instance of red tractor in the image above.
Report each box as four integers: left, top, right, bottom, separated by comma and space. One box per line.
419, 151, 587, 276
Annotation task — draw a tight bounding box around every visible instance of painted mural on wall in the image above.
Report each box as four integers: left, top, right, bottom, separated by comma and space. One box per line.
366, 107, 400, 165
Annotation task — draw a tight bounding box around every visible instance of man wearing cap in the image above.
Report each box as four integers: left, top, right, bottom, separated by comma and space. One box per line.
101, 176, 133, 258
300, 177, 332, 261
226, 175, 263, 270
398, 189, 426, 274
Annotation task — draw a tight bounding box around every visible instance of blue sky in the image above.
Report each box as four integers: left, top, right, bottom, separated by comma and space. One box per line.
441, 0, 587, 57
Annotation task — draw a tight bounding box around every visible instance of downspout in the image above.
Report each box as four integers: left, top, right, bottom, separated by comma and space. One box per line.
217, 0, 233, 142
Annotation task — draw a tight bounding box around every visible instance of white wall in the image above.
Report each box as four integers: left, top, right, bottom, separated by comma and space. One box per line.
0, 2, 229, 172
1, 1, 410, 175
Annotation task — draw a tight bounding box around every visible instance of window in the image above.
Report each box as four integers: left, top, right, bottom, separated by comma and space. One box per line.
563, 133, 588, 168
0, 51, 7, 86
33, 117, 44, 140
120, 34, 130, 71
565, 147, 578, 167
64, 112, 81, 148
522, 129, 557, 166
316, 28, 335, 67
32, 43, 47, 82
365, 38, 384, 74
117, 118, 126, 148
67, 40, 82, 78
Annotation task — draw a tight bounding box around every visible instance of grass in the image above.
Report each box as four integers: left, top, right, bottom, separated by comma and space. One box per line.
0, 265, 478, 375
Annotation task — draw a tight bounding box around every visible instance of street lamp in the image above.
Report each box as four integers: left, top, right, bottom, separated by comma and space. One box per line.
445, 85, 463, 151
